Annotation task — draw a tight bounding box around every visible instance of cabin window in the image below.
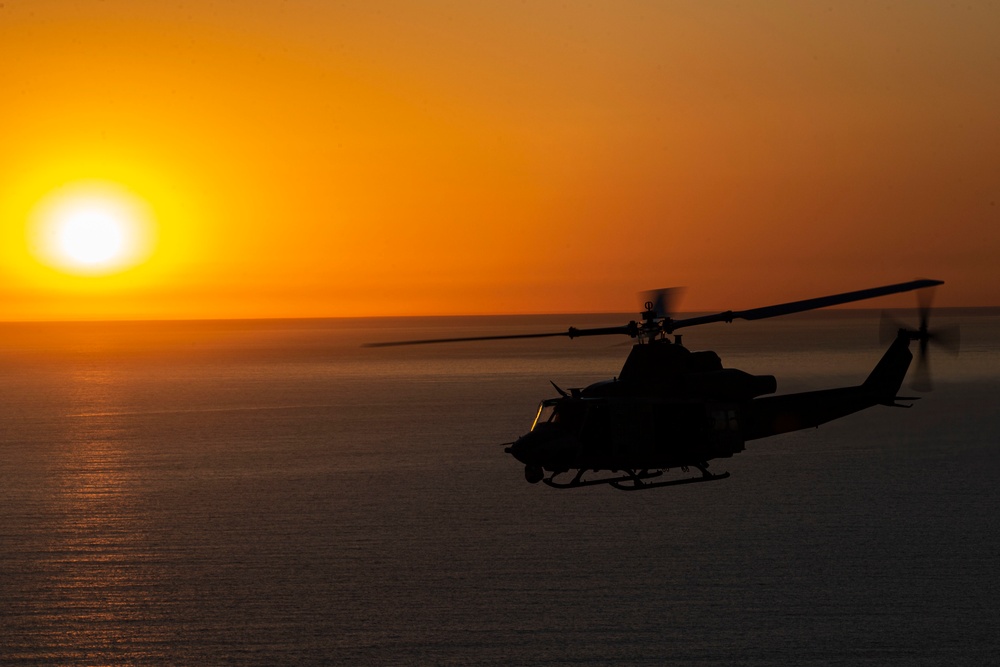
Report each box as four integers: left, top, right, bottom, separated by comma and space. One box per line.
710, 409, 739, 431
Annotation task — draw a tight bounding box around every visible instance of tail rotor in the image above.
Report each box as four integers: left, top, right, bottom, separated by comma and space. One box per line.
879, 283, 960, 392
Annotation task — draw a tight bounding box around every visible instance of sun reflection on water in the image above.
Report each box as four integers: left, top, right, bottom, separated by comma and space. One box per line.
35, 368, 166, 661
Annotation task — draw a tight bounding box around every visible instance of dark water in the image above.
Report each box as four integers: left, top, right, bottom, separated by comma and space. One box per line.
1, 311, 998, 665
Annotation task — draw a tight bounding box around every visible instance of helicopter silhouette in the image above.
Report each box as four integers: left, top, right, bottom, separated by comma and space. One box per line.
367, 279, 956, 490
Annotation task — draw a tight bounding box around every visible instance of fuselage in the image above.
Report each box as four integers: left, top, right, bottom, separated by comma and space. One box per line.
506, 334, 914, 478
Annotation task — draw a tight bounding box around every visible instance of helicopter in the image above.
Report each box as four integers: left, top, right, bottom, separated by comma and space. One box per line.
367, 279, 956, 490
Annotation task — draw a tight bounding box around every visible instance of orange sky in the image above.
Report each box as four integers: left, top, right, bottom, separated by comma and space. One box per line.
1, 1, 997, 320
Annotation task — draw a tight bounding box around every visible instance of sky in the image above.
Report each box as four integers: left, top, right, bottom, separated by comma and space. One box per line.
1, 1, 997, 320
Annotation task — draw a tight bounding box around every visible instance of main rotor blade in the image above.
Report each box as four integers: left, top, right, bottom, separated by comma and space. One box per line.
363, 324, 635, 347
670, 279, 944, 331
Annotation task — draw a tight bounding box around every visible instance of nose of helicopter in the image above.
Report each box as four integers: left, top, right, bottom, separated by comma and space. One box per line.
504, 435, 533, 464
504, 425, 577, 468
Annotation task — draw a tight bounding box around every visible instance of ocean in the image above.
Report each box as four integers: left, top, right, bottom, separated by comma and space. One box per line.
1, 310, 997, 665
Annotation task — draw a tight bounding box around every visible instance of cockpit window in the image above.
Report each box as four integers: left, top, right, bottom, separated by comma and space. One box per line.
531, 402, 558, 431
531, 398, 588, 432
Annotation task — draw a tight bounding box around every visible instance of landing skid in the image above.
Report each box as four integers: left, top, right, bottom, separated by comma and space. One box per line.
542, 464, 729, 491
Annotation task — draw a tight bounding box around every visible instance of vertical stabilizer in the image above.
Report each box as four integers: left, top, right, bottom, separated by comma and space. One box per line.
863, 334, 913, 402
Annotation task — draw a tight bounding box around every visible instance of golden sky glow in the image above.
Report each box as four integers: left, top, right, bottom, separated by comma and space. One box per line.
1, 1, 998, 320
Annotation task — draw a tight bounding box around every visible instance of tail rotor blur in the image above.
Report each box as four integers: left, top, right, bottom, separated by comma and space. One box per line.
879, 283, 959, 392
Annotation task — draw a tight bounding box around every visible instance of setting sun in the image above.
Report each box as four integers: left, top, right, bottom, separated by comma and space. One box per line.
29, 181, 156, 276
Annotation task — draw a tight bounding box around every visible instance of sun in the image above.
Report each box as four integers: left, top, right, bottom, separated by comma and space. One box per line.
29, 181, 157, 275
54, 208, 127, 266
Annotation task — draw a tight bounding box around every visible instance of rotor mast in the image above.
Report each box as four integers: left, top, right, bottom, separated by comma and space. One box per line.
637, 300, 670, 344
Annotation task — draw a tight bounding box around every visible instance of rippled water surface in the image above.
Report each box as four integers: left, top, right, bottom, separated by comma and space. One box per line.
1, 311, 998, 665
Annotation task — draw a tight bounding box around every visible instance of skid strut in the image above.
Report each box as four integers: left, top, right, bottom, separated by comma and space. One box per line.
542, 463, 729, 490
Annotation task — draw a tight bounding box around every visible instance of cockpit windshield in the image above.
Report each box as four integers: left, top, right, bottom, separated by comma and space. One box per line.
531, 400, 559, 431
529, 398, 589, 432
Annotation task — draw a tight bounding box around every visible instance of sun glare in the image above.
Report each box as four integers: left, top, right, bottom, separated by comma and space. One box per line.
30, 181, 156, 275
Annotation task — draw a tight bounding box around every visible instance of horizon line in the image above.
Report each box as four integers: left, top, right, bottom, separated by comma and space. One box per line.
2, 305, 998, 326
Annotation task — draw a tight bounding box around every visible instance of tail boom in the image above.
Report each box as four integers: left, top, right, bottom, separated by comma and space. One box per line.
742, 334, 914, 441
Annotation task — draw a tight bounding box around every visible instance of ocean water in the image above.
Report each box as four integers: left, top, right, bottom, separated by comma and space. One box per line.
1, 310, 997, 666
